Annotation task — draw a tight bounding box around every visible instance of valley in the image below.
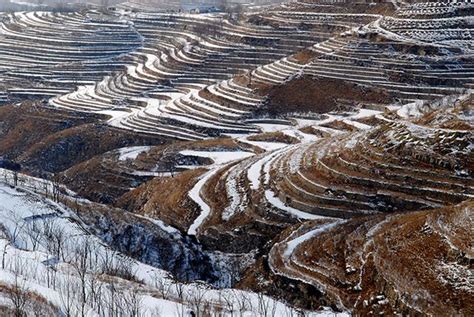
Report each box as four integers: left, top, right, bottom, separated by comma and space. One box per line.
0, 0, 472, 316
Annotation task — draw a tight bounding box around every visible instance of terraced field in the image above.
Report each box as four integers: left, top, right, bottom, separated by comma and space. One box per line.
0, 0, 473, 316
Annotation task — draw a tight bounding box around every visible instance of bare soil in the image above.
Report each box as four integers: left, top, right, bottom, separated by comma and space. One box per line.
257, 76, 394, 116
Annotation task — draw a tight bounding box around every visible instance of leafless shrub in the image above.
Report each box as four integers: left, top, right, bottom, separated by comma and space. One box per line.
122, 286, 145, 317
152, 271, 172, 300
186, 283, 208, 317
257, 293, 278, 317
3, 256, 33, 317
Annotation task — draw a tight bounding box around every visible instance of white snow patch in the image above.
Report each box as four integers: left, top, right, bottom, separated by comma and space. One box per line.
397, 101, 424, 118
187, 169, 219, 236
284, 221, 342, 257
118, 146, 151, 161
265, 190, 328, 220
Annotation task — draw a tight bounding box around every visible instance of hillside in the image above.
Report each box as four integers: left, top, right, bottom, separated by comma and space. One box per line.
244, 199, 473, 315
0, 176, 328, 316
0, 0, 472, 315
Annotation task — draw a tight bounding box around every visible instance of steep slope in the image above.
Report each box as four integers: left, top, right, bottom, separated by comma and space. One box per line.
0, 1, 472, 315
264, 200, 473, 315
0, 103, 168, 177
0, 177, 326, 316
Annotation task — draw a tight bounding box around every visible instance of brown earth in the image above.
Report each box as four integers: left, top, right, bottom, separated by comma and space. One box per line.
258, 76, 394, 116
58, 137, 257, 204
0, 102, 98, 158
292, 49, 319, 64
247, 132, 300, 144
240, 200, 474, 315
116, 168, 206, 232
0, 102, 168, 176
283, 2, 396, 15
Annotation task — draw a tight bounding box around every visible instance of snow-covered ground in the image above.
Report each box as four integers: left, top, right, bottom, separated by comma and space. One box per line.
185, 107, 383, 234
118, 146, 152, 161
0, 178, 347, 316
185, 149, 255, 235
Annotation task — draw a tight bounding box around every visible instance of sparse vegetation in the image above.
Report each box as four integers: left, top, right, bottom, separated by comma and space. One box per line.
0, 0, 472, 315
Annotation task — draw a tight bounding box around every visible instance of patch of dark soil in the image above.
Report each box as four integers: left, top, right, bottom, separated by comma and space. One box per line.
0, 102, 169, 176
257, 76, 393, 116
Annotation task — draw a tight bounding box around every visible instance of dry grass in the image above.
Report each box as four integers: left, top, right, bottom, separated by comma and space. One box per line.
265, 200, 474, 315
0, 102, 97, 157
0, 283, 59, 316
0, 102, 166, 175
320, 120, 357, 132
116, 168, 206, 231
299, 126, 332, 138
293, 49, 319, 64
198, 88, 250, 112
247, 132, 300, 144
258, 76, 394, 116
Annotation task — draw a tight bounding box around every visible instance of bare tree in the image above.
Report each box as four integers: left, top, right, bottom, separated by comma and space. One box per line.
51, 175, 62, 203
123, 286, 145, 317
87, 274, 104, 315
45, 265, 58, 290
105, 281, 119, 317
29, 299, 54, 317
257, 293, 278, 317
72, 236, 93, 317
175, 302, 187, 317
99, 248, 116, 274
8, 210, 26, 248
6, 257, 30, 317
1, 242, 7, 270
221, 291, 235, 316
13, 170, 18, 187
152, 271, 171, 300
58, 274, 77, 317
187, 283, 208, 317
173, 280, 186, 317
26, 217, 42, 251
233, 289, 251, 316
43, 218, 66, 262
